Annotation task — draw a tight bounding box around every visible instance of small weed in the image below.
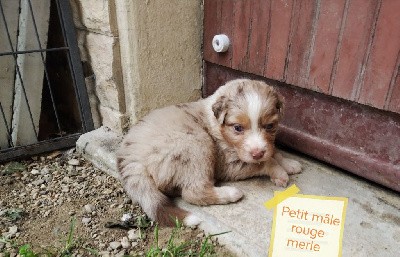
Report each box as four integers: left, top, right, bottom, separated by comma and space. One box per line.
3, 162, 26, 174
0, 237, 16, 247
59, 217, 77, 256
2, 208, 24, 221
136, 214, 153, 239
18, 244, 38, 257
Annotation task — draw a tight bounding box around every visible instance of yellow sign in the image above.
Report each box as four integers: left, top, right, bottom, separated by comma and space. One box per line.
265, 185, 348, 257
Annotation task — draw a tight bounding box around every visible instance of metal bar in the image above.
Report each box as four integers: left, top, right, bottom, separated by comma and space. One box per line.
57, 0, 94, 132
0, 133, 81, 163
0, 101, 13, 147
26, 0, 63, 136
0, 47, 69, 56
0, 0, 39, 140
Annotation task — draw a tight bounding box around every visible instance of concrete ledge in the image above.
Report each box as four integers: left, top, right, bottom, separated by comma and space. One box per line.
76, 126, 122, 179
77, 127, 400, 257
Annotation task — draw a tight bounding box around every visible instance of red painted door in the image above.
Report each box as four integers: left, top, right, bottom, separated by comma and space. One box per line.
203, 0, 400, 191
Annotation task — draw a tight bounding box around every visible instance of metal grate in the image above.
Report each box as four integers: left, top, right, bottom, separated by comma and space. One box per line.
0, 0, 93, 162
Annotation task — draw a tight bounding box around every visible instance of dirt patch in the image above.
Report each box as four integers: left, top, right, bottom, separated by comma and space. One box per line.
0, 149, 235, 256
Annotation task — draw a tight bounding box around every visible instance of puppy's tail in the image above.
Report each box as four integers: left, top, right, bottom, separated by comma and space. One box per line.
120, 163, 201, 227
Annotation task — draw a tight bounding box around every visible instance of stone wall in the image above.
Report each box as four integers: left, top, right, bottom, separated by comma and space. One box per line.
70, 0, 203, 133
70, 0, 127, 133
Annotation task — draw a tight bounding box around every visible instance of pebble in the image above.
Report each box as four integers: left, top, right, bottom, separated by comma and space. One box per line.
115, 251, 126, 257
30, 169, 40, 175
39, 190, 48, 195
32, 179, 45, 186
121, 213, 132, 222
121, 237, 130, 249
82, 217, 91, 225
109, 241, 121, 250
43, 174, 53, 183
98, 251, 111, 257
68, 170, 78, 176
84, 204, 96, 213
68, 159, 80, 166
40, 167, 50, 175
196, 232, 204, 238
103, 189, 112, 195
123, 197, 132, 204
128, 229, 139, 240
8, 226, 18, 236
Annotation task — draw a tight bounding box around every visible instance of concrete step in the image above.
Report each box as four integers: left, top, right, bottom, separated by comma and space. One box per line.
77, 127, 400, 257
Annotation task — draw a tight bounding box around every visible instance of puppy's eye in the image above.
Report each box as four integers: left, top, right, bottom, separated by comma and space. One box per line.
264, 123, 274, 131
233, 124, 244, 133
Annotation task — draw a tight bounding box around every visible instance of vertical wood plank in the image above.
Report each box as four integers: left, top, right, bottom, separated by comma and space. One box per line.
231, 0, 252, 71
203, 0, 219, 63
308, 0, 346, 93
285, 0, 318, 88
215, 0, 235, 68
384, 50, 400, 112
246, 0, 270, 76
264, 0, 293, 81
358, 0, 400, 108
331, 0, 378, 100
387, 65, 400, 113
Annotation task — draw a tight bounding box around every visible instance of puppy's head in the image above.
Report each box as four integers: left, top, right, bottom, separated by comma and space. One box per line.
212, 79, 283, 163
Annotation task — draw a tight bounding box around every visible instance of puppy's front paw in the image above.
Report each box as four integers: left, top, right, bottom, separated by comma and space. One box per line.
282, 158, 302, 175
271, 172, 289, 187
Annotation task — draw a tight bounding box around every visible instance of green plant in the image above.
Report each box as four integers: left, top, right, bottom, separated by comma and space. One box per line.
136, 214, 152, 239
59, 217, 77, 256
2, 208, 24, 221
3, 162, 26, 174
18, 244, 38, 257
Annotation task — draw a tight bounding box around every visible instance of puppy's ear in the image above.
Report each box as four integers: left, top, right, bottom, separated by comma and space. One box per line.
212, 96, 227, 124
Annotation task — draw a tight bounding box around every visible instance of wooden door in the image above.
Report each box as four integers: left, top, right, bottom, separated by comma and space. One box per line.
203, 0, 400, 192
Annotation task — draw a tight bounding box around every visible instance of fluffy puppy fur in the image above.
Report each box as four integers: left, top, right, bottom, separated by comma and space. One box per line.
117, 79, 302, 226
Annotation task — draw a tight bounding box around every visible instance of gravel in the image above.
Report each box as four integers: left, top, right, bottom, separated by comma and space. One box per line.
0, 149, 149, 256
0, 148, 229, 256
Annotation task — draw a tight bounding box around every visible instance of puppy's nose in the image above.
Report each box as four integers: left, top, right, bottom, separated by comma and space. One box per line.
251, 150, 266, 160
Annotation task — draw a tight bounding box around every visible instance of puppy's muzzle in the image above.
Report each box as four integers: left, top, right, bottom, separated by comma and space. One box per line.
250, 149, 266, 160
